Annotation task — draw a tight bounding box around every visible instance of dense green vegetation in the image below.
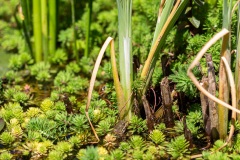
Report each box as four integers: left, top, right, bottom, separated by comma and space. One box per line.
0, 0, 240, 159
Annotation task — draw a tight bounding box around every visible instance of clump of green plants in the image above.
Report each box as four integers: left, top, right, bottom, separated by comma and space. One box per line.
166, 135, 190, 159
1, 0, 240, 159
53, 70, 88, 94
29, 62, 51, 82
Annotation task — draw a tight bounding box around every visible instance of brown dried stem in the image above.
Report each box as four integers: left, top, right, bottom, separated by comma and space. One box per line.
188, 29, 237, 158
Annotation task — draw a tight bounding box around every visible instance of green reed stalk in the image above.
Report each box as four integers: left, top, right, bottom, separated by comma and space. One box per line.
116, 0, 133, 120
84, 0, 92, 57
33, 0, 42, 62
235, 3, 240, 121
20, 0, 33, 56
41, 0, 48, 62
151, 0, 174, 46
71, 0, 78, 61
49, 0, 57, 56
141, 0, 189, 94
218, 0, 232, 139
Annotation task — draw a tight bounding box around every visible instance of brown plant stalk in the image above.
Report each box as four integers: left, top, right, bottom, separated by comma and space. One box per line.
86, 37, 125, 143
188, 29, 237, 158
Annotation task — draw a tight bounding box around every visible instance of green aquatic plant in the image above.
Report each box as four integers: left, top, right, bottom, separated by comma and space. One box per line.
54, 70, 88, 94
128, 115, 147, 134
40, 98, 54, 112
0, 151, 13, 160
96, 117, 115, 136
1, 31, 26, 53
97, 147, 108, 159
129, 135, 145, 149
26, 117, 57, 139
155, 122, 166, 130
26, 131, 43, 142
206, 151, 229, 160
41, 141, 70, 159
0, 132, 15, 145
149, 129, 165, 145
4, 88, 18, 101
70, 114, 89, 133
54, 101, 67, 111
50, 49, 68, 65
79, 56, 94, 74
47, 150, 64, 160
186, 110, 203, 136
166, 135, 190, 159
53, 112, 72, 136
4, 70, 22, 83
108, 149, 125, 160
10, 125, 23, 140
12, 91, 29, 105
169, 65, 200, 98
77, 146, 99, 160
211, 139, 229, 153
54, 141, 73, 155
25, 107, 42, 118
68, 135, 82, 147
23, 140, 53, 159
29, 62, 51, 82
8, 52, 33, 71
66, 62, 81, 74
4, 87, 29, 105
132, 149, 144, 160
0, 102, 24, 123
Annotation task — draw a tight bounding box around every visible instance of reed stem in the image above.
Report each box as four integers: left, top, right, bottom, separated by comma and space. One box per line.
33, 0, 42, 62
49, 0, 57, 56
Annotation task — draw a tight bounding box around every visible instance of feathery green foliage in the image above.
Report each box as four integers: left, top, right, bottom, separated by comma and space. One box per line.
149, 129, 165, 145
166, 135, 190, 159
169, 65, 200, 98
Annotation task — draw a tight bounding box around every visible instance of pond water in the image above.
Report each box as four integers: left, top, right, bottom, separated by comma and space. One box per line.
0, 51, 11, 76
